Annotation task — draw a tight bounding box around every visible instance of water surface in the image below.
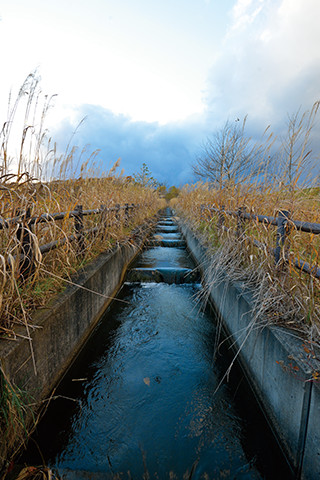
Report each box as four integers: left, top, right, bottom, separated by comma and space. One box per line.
19, 213, 292, 479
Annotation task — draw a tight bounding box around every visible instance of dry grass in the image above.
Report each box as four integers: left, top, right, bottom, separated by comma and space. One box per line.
0, 175, 162, 336
0, 74, 164, 338
172, 100, 320, 344
173, 183, 320, 343
0, 74, 165, 477
0, 367, 34, 452
14, 466, 59, 480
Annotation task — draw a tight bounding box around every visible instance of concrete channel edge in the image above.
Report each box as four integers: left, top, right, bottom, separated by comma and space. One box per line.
0, 220, 155, 475
178, 218, 320, 480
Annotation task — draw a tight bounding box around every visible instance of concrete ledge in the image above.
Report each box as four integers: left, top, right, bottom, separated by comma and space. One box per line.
126, 267, 200, 284
179, 219, 320, 480
0, 221, 154, 472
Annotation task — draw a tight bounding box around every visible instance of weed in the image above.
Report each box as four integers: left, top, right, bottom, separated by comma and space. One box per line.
0, 75, 164, 338
0, 368, 35, 469
172, 104, 320, 343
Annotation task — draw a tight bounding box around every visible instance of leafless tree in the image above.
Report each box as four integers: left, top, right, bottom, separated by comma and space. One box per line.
193, 118, 258, 189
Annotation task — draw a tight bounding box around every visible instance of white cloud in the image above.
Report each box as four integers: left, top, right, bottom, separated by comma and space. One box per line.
0, 0, 228, 126
206, 0, 320, 133
4, 0, 320, 184
230, 0, 264, 33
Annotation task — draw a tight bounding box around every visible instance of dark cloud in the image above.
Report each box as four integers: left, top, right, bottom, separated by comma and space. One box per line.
51, 105, 207, 186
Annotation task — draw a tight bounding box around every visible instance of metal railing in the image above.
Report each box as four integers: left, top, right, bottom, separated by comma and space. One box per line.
2, 203, 138, 279
200, 204, 320, 279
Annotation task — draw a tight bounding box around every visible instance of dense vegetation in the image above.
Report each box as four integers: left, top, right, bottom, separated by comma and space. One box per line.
0, 74, 163, 339
173, 106, 320, 344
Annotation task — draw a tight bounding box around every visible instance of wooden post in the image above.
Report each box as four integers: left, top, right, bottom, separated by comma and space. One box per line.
115, 203, 120, 225
274, 210, 291, 266
237, 206, 246, 238
17, 207, 35, 280
131, 203, 136, 223
100, 204, 107, 238
74, 204, 84, 255
124, 203, 129, 227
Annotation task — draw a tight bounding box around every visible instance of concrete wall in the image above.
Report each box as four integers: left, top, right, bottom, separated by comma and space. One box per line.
0, 222, 154, 473
179, 220, 320, 480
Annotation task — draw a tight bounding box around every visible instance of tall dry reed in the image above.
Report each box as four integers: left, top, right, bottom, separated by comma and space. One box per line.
173, 104, 320, 343
0, 74, 164, 338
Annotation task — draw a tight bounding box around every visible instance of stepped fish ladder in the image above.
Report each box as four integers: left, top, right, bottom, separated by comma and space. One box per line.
16, 208, 293, 479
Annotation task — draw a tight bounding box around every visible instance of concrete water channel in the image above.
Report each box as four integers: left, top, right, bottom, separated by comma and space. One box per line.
18, 209, 293, 479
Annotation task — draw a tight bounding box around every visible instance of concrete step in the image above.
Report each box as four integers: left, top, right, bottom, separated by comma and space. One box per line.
157, 220, 175, 227
126, 267, 200, 284
155, 226, 179, 233
147, 239, 186, 248
152, 233, 182, 241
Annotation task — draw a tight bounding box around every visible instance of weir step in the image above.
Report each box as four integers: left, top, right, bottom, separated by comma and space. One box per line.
126, 267, 199, 284
147, 239, 186, 248
157, 222, 175, 227
152, 234, 181, 241
156, 227, 179, 233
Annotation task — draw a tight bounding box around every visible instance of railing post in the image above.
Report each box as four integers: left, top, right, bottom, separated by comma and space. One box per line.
274, 209, 291, 266
16, 207, 34, 281
74, 204, 84, 255
124, 203, 129, 227
100, 204, 107, 238
237, 206, 246, 238
115, 203, 120, 225
131, 203, 136, 222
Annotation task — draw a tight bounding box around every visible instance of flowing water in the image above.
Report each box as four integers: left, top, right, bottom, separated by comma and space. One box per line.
18, 209, 293, 479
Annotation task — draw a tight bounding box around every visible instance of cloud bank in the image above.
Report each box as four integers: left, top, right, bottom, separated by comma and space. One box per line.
51, 106, 207, 186
51, 0, 320, 185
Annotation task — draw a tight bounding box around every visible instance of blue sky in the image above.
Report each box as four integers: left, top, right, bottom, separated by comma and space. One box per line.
1, 0, 320, 185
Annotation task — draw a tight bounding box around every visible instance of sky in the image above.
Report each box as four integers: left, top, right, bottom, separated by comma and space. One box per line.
1, 0, 320, 185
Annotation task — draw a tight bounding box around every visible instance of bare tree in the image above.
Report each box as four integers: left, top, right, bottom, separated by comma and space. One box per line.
193, 118, 256, 189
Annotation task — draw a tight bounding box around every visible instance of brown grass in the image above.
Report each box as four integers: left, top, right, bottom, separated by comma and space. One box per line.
172, 183, 320, 343
172, 99, 320, 344
0, 74, 164, 338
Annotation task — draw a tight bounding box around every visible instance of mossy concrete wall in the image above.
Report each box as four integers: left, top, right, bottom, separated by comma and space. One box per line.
179, 219, 320, 480
0, 222, 154, 474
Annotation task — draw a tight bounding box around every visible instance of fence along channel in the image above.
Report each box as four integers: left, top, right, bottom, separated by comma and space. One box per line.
201, 204, 320, 279
2, 203, 138, 280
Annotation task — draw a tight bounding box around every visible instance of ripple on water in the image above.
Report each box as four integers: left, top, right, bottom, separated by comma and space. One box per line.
19, 283, 292, 479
